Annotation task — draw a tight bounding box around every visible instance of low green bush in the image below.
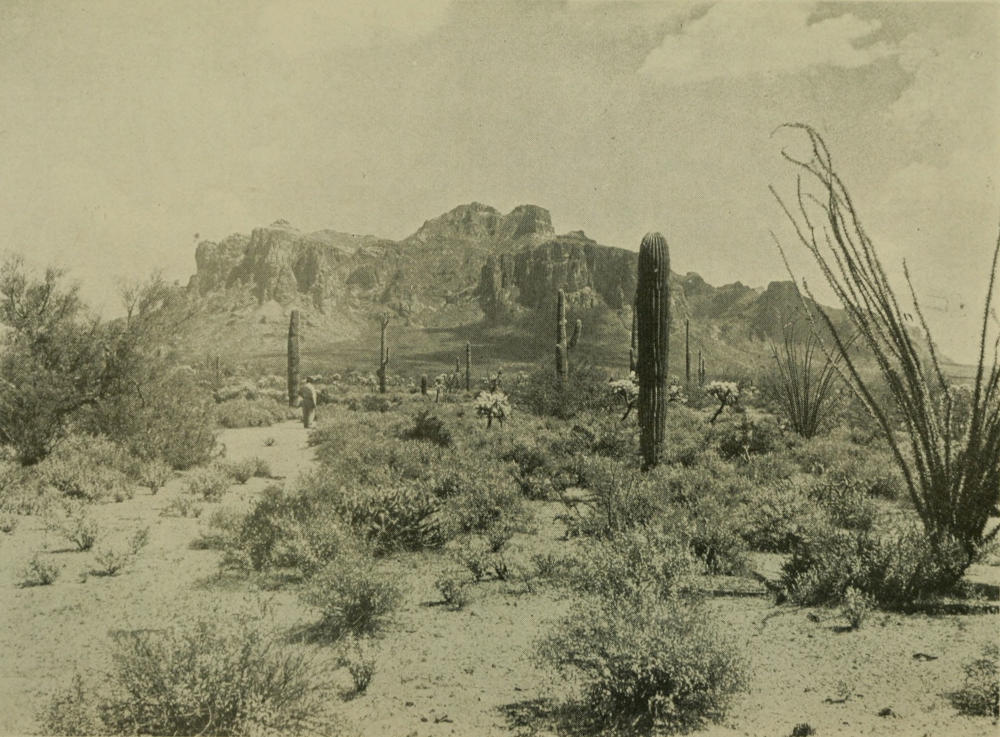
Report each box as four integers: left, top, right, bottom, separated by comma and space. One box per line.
507, 363, 613, 420
339, 482, 444, 554
35, 435, 132, 502
138, 459, 173, 494
401, 410, 452, 447
301, 554, 403, 639
90, 528, 150, 577
20, 551, 60, 586
781, 515, 968, 608
739, 479, 825, 553
184, 465, 231, 501
41, 607, 335, 736
214, 398, 294, 429
538, 594, 748, 732
951, 644, 999, 718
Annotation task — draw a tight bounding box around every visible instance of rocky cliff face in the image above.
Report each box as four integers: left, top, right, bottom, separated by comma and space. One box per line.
189, 203, 836, 347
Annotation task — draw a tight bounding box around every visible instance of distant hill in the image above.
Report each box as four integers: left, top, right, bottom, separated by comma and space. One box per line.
182, 203, 855, 379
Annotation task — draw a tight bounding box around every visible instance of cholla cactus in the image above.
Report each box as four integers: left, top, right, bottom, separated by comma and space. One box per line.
667, 376, 687, 404
475, 391, 510, 429
608, 373, 638, 421
706, 380, 740, 424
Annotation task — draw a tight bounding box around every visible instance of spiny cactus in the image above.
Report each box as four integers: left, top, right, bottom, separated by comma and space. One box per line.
685, 319, 691, 386
465, 341, 472, 391
636, 232, 670, 471
420, 374, 428, 396
698, 350, 706, 386
555, 289, 568, 381
569, 319, 583, 349
629, 298, 638, 375
287, 310, 300, 407
555, 289, 584, 380
376, 313, 391, 394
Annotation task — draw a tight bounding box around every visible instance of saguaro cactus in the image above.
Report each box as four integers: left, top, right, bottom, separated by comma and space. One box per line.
465, 341, 472, 391
685, 318, 691, 386
629, 298, 638, 375
569, 319, 583, 349
699, 350, 706, 386
377, 313, 391, 394
420, 374, 428, 396
555, 289, 569, 382
287, 310, 300, 407
636, 232, 670, 471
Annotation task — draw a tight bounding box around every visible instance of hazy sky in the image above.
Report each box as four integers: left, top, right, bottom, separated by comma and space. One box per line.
1, 1, 997, 361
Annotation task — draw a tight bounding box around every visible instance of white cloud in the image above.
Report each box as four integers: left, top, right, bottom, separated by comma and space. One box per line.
640, 3, 894, 84
257, 0, 452, 56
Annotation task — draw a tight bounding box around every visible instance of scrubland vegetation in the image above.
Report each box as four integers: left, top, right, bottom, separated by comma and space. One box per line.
1, 128, 997, 736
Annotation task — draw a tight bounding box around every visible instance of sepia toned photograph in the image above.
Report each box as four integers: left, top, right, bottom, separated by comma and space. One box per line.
0, 1, 997, 735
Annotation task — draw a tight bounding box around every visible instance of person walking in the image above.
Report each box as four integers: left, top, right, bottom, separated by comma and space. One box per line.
299, 379, 317, 428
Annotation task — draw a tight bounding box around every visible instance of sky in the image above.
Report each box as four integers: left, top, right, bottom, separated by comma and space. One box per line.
1, 0, 997, 361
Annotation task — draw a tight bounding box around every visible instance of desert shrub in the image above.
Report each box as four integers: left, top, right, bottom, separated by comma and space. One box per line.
20, 551, 60, 586
507, 363, 613, 419
435, 570, 471, 610
711, 412, 786, 461
401, 410, 452, 447
664, 405, 714, 458
226, 486, 356, 576
185, 465, 231, 501
560, 457, 663, 538
39, 672, 105, 736
338, 482, 444, 554
358, 394, 398, 413
223, 458, 257, 485
805, 475, 879, 531
94, 368, 218, 471
35, 435, 133, 502
67, 607, 335, 736
339, 636, 377, 694
740, 479, 825, 552
781, 515, 968, 608
301, 554, 402, 639
449, 536, 492, 582
138, 458, 173, 494
841, 586, 875, 629
951, 644, 999, 718
0, 510, 18, 533
160, 495, 203, 518
440, 468, 527, 538
562, 527, 700, 604
538, 594, 748, 732
90, 527, 150, 576
46, 501, 101, 551
738, 451, 799, 485
213, 397, 289, 428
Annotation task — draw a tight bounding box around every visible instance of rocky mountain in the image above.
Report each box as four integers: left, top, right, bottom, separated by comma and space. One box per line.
185, 202, 847, 371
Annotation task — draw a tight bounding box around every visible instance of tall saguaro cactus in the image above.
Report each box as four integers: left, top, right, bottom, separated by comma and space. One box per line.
685, 319, 691, 386
629, 299, 637, 375
636, 232, 670, 471
465, 341, 472, 391
287, 310, 300, 407
555, 289, 569, 382
377, 313, 391, 394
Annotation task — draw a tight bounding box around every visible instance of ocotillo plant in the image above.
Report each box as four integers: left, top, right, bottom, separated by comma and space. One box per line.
287, 310, 300, 407
636, 232, 670, 471
555, 289, 569, 382
376, 313, 391, 394
465, 341, 472, 391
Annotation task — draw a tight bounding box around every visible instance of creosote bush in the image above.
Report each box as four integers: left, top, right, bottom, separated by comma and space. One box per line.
301, 553, 403, 639
42, 605, 336, 736
951, 644, 999, 718
184, 464, 231, 501
20, 552, 60, 587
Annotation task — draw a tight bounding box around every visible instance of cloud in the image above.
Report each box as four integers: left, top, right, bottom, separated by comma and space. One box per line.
257, 0, 452, 56
640, 3, 894, 84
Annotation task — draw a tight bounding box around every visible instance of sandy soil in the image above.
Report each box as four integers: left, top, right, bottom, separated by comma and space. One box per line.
1, 419, 997, 737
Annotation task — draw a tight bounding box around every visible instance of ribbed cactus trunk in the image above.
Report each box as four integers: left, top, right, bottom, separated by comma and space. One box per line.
685, 319, 691, 386
377, 314, 390, 394
465, 341, 472, 391
287, 310, 300, 407
420, 374, 428, 396
629, 299, 637, 375
555, 289, 568, 382
637, 233, 670, 471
